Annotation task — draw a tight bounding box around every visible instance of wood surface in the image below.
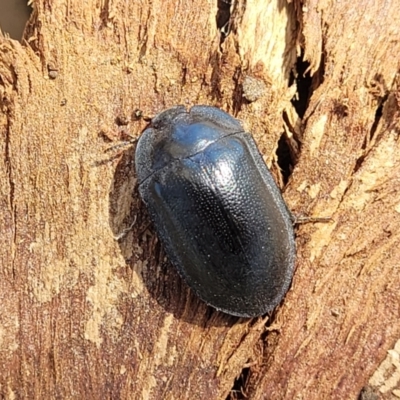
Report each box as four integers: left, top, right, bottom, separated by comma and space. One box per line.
0, 0, 399, 399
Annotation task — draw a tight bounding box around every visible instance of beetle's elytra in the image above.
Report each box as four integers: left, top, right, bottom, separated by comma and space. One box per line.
135, 105, 295, 317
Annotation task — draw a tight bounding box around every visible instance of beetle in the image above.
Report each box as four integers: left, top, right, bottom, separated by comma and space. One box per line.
135, 105, 295, 317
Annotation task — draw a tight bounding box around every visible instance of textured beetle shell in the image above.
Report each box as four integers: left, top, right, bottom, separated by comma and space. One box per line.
135, 105, 295, 317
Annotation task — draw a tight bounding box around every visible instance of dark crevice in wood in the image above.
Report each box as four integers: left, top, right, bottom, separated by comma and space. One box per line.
216, 0, 233, 44
231, 67, 244, 115
226, 366, 250, 400
368, 95, 387, 144
276, 133, 294, 185
294, 46, 325, 125
284, 50, 325, 174
290, 55, 313, 118
209, 51, 223, 102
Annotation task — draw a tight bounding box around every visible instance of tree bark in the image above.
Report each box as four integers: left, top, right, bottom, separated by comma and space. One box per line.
0, 0, 399, 399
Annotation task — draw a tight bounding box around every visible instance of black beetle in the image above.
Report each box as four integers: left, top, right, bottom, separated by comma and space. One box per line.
135, 105, 295, 317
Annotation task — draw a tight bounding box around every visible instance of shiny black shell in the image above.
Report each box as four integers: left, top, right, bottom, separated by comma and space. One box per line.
135, 105, 295, 317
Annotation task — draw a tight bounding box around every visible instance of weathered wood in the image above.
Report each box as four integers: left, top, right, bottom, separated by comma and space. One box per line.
0, 0, 399, 399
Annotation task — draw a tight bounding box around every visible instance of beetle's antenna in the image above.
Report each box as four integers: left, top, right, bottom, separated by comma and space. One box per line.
105, 137, 138, 153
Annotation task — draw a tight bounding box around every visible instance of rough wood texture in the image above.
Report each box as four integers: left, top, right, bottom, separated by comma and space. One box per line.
0, 0, 399, 399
